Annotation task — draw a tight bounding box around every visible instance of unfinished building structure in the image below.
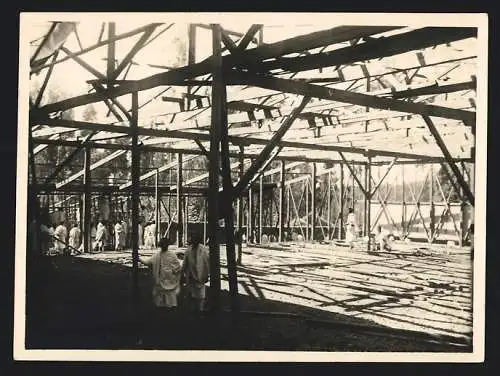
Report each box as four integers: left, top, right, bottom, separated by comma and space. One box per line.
26, 19, 477, 343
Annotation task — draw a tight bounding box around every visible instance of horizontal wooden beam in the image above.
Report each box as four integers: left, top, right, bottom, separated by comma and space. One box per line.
33, 183, 208, 195
226, 70, 475, 123
33, 118, 464, 162
193, 23, 259, 45
32, 26, 399, 115
33, 136, 372, 164
239, 25, 400, 63
30, 23, 164, 74
388, 80, 476, 99
253, 27, 477, 73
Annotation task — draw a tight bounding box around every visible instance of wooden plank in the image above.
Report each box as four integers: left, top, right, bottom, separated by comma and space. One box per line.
208, 24, 222, 314
227, 70, 475, 123
238, 25, 263, 50
130, 89, 140, 323
31, 23, 164, 74
232, 96, 311, 198
43, 132, 96, 185
107, 23, 116, 79
36, 118, 466, 162
110, 25, 157, 81
33, 26, 399, 115
339, 152, 368, 197
422, 115, 474, 206
254, 27, 476, 73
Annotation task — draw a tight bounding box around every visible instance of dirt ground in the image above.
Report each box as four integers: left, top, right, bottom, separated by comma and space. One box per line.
24, 240, 472, 352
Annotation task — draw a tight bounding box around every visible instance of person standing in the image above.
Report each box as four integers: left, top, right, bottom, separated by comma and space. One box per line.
68, 222, 81, 254
114, 220, 125, 251
54, 220, 68, 255
95, 220, 107, 252
345, 208, 358, 249
139, 238, 182, 309
121, 219, 128, 249
181, 232, 210, 313
138, 220, 144, 249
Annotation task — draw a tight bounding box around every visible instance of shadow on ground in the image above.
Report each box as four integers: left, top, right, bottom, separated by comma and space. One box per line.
24, 255, 471, 352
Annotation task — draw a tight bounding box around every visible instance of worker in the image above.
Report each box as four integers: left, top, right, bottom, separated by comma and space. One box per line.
90, 222, 97, 252
181, 232, 210, 314
144, 221, 156, 249
138, 220, 144, 249
114, 220, 125, 251
95, 220, 107, 252
345, 208, 358, 249
68, 222, 81, 254
374, 225, 392, 252
53, 220, 68, 255
121, 219, 128, 248
139, 237, 181, 309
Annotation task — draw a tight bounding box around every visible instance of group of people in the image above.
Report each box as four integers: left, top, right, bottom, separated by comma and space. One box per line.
41, 220, 82, 255
39, 216, 165, 254
139, 232, 210, 312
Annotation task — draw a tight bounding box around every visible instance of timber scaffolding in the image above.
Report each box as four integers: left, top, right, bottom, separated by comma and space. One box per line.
28, 21, 477, 320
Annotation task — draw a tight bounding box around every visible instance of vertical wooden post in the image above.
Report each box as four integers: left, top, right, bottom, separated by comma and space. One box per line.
184, 194, 189, 244
176, 153, 183, 247
305, 181, 309, 241
219, 68, 240, 317
208, 23, 222, 315
248, 187, 253, 243
269, 184, 273, 237
327, 170, 331, 240
364, 163, 368, 236
402, 164, 406, 237
236, 147, 244, 264
351, 162, 355, 222
154, 168, 159, 246
460, 163, 466, 247
130, 88, 140, 337
430, 164, 435, 243
286, 185, 291, 238
366, 156, 372, 251
187, 23, 196, 111
279, 160, 285, 242
339, 162, 344, 240
259, 175, 263, 243
311, 162, 316, 242
203, 197, 207, 245
107, 22, 116, 80
83, 145, 91, 253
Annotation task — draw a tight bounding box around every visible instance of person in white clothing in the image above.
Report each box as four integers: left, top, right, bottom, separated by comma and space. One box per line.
53, 221, 68, 255
114, 220, 125, 251
140, 238, 181, 309
138, 221, 144, 249
95, 220, 107, 252
374, 225, 392, 252
345, 208, 358, 249
68, 222, 81, 254
181, 232, 210, 313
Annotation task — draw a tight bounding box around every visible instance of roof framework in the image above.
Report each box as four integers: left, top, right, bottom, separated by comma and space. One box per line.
29, 22, 476, 165
27, 21, 478, 213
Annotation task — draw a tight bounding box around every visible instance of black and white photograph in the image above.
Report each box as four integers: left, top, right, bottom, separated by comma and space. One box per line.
14, 12, 488, 362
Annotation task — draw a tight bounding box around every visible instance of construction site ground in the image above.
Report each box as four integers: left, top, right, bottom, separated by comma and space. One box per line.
25, 240, 473, 352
